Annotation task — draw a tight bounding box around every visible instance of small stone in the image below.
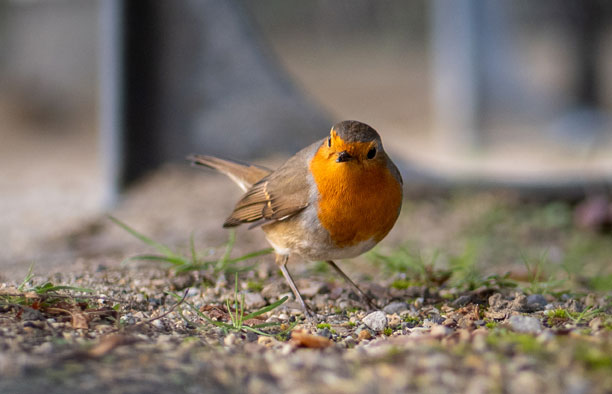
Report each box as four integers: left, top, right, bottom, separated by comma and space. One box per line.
298, 281, 328, 298
151, 319, 165, 330
511, 294, 528, 311
508, 315, 543, 334
224, 333, 237, 346
430, 325, 451, 337
526, 294, 547, 311
21, 307, 45, 321
452, 295, 472, 307
430, 315, 445, 325
358, 329, 372, 341
242, 292, 266, 309
261, 281, 288, 299
342, 336, 356, 348
362, 311, 387, 332
488, 293, 507, 311
246, 331, 259, 342
317, 328, 332, 339
257, 336, 278, 347
383, 301, 409, 314
387, 313, 401, 328
589, 317, 603, 331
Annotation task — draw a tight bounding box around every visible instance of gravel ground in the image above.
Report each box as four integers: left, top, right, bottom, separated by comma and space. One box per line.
1, 265, 612, 394
2, 165, 612, 394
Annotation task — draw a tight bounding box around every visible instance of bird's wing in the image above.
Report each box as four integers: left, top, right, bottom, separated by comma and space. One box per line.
222, 140, 321, 228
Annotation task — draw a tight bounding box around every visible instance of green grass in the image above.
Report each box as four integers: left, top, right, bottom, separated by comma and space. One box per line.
170, 274, 294, 337
1, 264, 94, 308
109, 215, 273, 274
547, 306, 601, 327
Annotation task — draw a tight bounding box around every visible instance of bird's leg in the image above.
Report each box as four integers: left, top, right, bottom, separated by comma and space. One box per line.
275, 254, 315, 320
326, 260, 378, 310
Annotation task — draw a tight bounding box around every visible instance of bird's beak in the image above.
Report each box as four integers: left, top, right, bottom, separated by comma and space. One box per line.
336, 151, 352, 163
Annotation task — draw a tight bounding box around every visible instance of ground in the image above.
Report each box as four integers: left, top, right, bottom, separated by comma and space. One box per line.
1, 165, 612, 394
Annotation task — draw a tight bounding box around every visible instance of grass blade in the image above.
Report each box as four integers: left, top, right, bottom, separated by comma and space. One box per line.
125, 254, 190, 266
35, 285, 94, 294
108, 215, 178, 258
227, 248, 274, 263
18, 263, 35, 291
190, 233, 197, 265
242, 296, 288, 321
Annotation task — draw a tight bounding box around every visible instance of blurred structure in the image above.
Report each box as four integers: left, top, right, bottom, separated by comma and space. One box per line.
432, 0, 612, 155
1, 0, 612, 266
115, 1, 330, 187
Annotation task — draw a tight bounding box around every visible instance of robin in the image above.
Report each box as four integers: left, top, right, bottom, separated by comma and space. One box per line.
189, 120, 403, 318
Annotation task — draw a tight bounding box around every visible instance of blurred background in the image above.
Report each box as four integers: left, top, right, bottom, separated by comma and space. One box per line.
1, 0, 612, 278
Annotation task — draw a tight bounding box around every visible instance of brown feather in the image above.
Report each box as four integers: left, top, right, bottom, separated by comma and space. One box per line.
221, 140, 320, 228
187, 154, 272, 191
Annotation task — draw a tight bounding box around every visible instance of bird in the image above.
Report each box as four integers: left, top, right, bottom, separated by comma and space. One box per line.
189, 120, 403, 319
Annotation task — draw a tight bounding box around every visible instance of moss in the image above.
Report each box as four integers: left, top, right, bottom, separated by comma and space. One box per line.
547, 308, 570, 326
485, 321, 498, 329
246, 280, 263, 292
383, 327, 393, 336
391, 279, 418, 290
403, 315, 421, 324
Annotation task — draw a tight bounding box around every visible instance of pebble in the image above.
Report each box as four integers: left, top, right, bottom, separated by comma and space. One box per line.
362, 311, 387, 332
242, 292, 266, 309
589, 317, 603, 331
387, 314, 401, 328
508, 315, 543, 334
261, 281, 287, 299
452, 295, 473, 307
358, 329, 372, 341
257, 336, 278, 347
299, 281, 327, 298
224, 333, 237, 346
526, 294, 547, 311
246, 331, 259, 342
317, 328, 333, 339
151, 319, 165, 330
383, 301, 409, 315
21, 307, 45, 321
430, 325, 451, 337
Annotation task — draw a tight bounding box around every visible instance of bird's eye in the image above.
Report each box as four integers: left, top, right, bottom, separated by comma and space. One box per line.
367, 147, 377, 159
327, 137, 331, 147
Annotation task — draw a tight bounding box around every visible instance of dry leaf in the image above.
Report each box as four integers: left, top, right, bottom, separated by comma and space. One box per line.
87, 335, 133, 358
290, 329, 332, 348
71, 311, 89, 330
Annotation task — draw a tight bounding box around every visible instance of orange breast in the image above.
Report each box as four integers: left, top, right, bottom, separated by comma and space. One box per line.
309, 147, 402, 247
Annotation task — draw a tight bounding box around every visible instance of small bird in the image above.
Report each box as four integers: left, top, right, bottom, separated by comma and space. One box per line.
189, 120, 403, 318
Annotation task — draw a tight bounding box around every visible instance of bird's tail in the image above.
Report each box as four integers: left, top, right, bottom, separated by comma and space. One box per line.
187, 154, 272, 192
